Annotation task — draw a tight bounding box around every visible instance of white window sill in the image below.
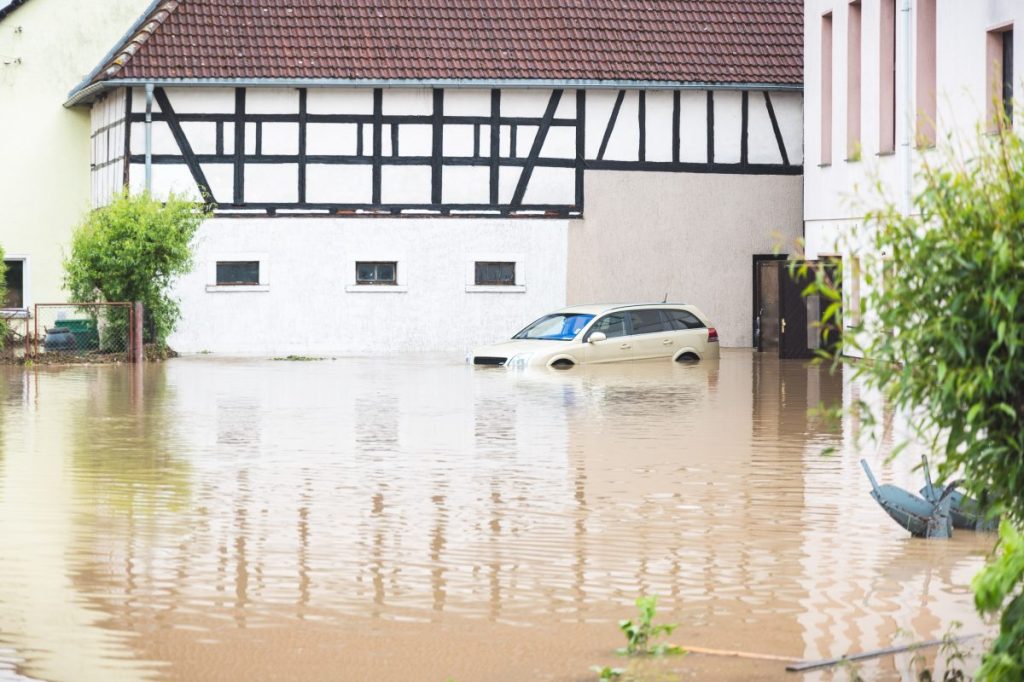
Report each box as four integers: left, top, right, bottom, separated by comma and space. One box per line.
465, 285, 526, 293
345, 285, 408, 293
206, 284, 270, 293
1, 309, 30, 318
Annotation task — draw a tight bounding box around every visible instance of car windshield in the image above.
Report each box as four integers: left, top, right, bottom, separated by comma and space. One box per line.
513, 313, 595, 341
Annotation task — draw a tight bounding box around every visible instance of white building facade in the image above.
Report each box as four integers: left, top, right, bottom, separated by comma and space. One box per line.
69, 0, 805, 355
805, 0, 1022, 325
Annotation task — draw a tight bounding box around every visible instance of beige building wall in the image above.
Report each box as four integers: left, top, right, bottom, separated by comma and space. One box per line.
568, 171, 803, 347
0, 0, 152, 308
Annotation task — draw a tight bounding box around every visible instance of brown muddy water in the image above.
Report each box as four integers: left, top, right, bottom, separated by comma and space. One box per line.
0, 350, 994, 682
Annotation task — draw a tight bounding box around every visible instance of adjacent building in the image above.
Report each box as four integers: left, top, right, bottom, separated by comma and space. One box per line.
56, 1, 804, 355
0, 0, 153, 314
804, 1, 1021, 337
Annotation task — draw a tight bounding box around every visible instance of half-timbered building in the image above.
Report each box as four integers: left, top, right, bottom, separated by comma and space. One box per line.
68, 0, 804, 354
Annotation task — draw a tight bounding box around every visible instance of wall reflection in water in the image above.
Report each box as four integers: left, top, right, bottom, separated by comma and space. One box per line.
0, 351, 991, 681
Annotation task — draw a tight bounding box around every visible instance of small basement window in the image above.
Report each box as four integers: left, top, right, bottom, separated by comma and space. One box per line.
216, 261, 260, 286
475, 261, 516, 286
3, 260, 24, 308
356, 261, 397, 285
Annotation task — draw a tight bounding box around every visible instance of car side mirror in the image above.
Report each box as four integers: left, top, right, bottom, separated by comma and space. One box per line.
588, 332, 607, 343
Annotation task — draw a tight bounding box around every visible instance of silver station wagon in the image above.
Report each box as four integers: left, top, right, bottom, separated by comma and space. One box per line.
470, 303, 720, 369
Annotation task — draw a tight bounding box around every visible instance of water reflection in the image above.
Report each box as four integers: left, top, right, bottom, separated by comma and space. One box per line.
0, 352, 992, 681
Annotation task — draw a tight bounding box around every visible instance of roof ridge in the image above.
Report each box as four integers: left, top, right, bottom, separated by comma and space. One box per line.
97, 0, 181, 83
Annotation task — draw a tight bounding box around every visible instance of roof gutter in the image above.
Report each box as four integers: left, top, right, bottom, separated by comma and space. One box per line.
66, 77, 802, 108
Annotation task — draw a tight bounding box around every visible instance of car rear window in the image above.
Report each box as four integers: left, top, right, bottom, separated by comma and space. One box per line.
664, 309, 705, 330
628, 309, 670, 335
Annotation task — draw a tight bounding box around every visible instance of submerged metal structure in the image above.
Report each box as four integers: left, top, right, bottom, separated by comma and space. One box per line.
860, 457, 997, 539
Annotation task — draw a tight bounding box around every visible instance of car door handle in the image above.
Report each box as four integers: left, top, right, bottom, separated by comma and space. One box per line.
662, 339, 674, 345
619, 343, 631, 349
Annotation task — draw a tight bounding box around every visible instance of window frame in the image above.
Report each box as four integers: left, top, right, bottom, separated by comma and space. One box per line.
355, 261, 398, 286
2, 256, 28, 313
584, 311, 632, 341
345, 255, 407, 293
662, 308, 706, 331
465, 253, 526, 293
626, 309, 672, 336
215, 260, 261, 286
206, 253, 270, 293
986, 23, 1014, 132
473, 261, 517, 287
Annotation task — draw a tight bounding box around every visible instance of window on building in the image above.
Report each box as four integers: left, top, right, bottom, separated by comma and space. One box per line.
988, 26, 1014, 129
916, 0, 937, 145
3, 260, 24, 308
847, 1, 862, 159
1007, 29, 1015, 123
216, 261, 260, 286
474, 261, 516, 286
821, 12, 834, 165
356, 261, 397, 285
879, 0, 896, 154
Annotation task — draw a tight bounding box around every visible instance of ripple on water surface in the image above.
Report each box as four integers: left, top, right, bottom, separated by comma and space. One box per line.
0, 351, 993, 681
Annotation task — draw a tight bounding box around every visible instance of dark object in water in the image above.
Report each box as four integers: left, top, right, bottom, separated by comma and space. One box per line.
860, 457, 998, 539
917, 456, 999, 532
43, 327, 77, 352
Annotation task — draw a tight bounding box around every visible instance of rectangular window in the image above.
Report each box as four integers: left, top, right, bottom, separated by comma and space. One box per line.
3, 260, 24, 308
915, 0, 937, 145
879, 0, 896, 153
356, 261, 397, 285
474, 261, 516, 286
215, 261, 260, 286
987, 25, 1014, 130
664, 309, 705, 330
627, 309, 670, 335
847, 1, 862, 158
821, 12, 834, 165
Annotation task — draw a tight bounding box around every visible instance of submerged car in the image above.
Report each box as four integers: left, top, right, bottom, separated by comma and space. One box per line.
470, 303, 719, 369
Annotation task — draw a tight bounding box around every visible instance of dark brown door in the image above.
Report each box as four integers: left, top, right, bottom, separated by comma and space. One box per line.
779, 261, 816, 359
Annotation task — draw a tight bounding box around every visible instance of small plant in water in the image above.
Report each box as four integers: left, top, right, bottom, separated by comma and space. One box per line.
272, 355, 324, 362
915, 622, 968, 682
616, 595, 685, 657
589, 665, 625, 680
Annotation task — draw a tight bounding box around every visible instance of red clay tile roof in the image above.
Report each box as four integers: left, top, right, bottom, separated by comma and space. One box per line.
93, 0, 803, 86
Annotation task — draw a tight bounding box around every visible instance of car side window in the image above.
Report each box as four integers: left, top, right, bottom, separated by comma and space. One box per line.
627, 309, 670, 335
664, 309, 705, 330
588, 313, 628, 339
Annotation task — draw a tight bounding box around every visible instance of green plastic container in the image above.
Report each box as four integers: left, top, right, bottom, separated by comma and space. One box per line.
58, 319, 100, 351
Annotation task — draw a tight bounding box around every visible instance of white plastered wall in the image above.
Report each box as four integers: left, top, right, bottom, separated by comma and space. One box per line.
168, 217, 568, 354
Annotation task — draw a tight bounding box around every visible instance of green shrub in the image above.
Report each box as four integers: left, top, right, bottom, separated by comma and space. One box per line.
803, 118, 1024, 680
64, 192, 209, 348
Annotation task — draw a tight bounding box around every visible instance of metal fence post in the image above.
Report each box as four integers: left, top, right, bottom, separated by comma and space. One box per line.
133, 301, 144, 363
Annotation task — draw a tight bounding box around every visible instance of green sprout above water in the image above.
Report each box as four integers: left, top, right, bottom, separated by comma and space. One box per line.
616, 595, 685, 657
589, 665, 625, 680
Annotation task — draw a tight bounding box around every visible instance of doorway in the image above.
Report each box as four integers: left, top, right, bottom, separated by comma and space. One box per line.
754, 257, 840, 358
753, 255, 786, 353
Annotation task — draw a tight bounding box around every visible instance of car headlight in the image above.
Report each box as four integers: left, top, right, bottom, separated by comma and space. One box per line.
505, 352, 533, 369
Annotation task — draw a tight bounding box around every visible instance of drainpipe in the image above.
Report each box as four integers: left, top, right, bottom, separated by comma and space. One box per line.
145, 83, 154, 194
899, 0, 913, 216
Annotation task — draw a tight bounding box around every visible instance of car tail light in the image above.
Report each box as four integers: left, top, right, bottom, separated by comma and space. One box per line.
707, 327, 719, 342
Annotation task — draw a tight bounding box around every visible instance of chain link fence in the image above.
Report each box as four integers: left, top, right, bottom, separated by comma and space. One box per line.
32, 303, 136, 362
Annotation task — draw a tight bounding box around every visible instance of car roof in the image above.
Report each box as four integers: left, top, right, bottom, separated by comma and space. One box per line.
555, 302, 695, 315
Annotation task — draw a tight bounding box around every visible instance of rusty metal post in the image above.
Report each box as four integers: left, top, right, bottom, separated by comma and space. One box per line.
132, 301, 144, 363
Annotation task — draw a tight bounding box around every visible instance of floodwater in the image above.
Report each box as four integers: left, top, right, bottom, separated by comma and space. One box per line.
0, 350, 994, 682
